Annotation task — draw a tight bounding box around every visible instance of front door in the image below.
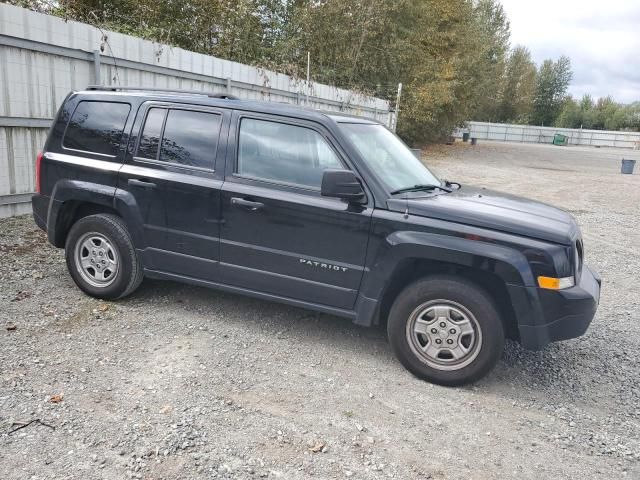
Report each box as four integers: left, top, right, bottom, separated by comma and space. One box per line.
219, 113, 372, 310
119, 102, 229, 280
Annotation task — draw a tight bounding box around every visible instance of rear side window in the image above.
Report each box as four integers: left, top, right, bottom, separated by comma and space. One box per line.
136, 108, 221, 170
137, 108, 165, 160
63, 101, 131, 156
237, 118, 342, 188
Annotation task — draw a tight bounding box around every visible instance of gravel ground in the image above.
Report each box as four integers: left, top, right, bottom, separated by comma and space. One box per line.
1, 141, 639, 479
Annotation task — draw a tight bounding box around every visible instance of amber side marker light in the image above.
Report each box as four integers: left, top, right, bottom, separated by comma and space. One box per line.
538, 276, 575, 290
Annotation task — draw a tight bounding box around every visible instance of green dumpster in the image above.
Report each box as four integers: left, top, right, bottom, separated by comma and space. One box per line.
553, 133, 568, 146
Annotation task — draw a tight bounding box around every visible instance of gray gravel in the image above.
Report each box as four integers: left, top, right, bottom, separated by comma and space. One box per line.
1, 140, 639, 479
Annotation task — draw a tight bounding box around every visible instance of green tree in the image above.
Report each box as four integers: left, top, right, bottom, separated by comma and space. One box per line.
555, 94, 640, 132
624, 103, 640, 131
469, 0, 511, 122
531, 56, 573, 126
498, 46, 536, 123
292, 0, 414, 90
397, 0, 484, 143
555, 96, 581, 128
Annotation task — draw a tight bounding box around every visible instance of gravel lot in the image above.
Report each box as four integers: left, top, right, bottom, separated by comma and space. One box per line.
1, 141, 639, 479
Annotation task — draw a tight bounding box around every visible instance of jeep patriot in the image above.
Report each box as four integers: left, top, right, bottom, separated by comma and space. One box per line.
31, 86, 601, 385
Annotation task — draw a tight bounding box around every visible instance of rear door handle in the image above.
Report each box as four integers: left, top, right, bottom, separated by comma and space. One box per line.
231, 197, 264, 211
128, 178, 157, 189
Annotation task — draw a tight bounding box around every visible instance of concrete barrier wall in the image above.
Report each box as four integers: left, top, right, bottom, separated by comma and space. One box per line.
455, 122, 640, 149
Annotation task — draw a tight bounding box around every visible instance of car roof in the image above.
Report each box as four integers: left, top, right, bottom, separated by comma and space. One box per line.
73, 87, 382, 126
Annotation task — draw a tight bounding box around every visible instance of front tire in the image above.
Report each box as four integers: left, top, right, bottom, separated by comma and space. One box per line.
387, 275, 504, 386
65, 214, 143, 299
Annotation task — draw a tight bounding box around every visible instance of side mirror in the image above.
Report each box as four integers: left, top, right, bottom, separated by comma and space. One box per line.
321, 169, 366, 202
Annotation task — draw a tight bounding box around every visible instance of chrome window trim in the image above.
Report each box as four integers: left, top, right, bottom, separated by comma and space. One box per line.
44, 152, 122, 172
132, 156, 215, 174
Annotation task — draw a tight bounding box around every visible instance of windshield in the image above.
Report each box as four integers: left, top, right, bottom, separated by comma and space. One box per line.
339, 123, 440, 192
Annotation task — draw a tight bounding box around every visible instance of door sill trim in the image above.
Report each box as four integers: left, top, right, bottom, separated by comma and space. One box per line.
143, 268, 357, 320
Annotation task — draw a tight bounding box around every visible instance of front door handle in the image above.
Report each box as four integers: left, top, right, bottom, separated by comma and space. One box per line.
231, 197, 264, 211
128, 178, 157, 189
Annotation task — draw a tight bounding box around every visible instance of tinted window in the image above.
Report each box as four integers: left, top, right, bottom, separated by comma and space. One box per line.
63, 101, 130, 156
137, 108, 166, 160
159, 110, 221, 169
238, 118, 342, 188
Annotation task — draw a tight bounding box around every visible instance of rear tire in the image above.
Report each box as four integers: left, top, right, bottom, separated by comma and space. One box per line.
65, 214, 143, 299
387, 275, 504, 386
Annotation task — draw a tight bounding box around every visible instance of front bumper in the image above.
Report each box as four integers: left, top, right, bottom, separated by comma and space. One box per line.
513, 265, 601, 350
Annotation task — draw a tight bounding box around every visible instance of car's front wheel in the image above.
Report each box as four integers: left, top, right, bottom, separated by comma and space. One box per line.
387, 275, 504, 386
65, 214, 143, 299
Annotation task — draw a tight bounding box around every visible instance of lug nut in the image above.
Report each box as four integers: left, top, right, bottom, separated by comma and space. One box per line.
435, 339, 442, 344
431, 328, 438, 334
447, 339, 454, 345
439, 322, 446, 328
450, 328, 456, 334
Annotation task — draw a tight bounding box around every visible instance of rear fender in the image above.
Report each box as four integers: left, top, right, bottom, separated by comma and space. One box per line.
47, 180, 144, 249
48, 180, 116, 246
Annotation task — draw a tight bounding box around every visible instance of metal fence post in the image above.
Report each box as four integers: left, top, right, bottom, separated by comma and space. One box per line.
93, 50, 101, 84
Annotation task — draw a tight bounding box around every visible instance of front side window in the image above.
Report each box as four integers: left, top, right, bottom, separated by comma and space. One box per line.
339, 123, 440, 192
136, 108, 221, 169
63, 101, 131, 156
237, 118, 342, 188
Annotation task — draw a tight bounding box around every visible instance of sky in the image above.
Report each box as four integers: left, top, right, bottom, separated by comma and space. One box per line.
500, 0, 640, 104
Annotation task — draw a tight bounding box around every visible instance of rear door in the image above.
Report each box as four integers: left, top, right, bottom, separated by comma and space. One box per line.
219, 112, 373, 310
119, 102, 230, 280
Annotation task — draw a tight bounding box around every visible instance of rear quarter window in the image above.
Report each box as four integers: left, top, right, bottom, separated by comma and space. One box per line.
63, 100, 131, 156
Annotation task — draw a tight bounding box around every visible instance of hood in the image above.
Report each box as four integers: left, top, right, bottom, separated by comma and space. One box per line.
390, 186, 578, 245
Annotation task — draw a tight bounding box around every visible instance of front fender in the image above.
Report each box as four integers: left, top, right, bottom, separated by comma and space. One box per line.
354, 230, 535, 327
365, 230, 533, 296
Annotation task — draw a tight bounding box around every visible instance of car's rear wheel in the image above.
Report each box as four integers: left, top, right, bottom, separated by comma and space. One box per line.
65, 214, 143, 299
387, 275, 504, 386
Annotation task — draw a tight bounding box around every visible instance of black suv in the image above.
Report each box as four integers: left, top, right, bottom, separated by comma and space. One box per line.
32, 86, 601, 386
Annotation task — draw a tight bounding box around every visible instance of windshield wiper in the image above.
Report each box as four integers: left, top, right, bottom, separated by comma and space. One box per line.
390, 184, 453, 195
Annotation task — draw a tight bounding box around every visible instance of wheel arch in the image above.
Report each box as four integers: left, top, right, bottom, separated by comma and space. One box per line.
374, 259, 520, 340
50, 200, 119, 247
356, 231, 533, 340
47, 180, 144, 249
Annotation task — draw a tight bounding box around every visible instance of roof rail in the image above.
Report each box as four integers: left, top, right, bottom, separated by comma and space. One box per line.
86, 85, 239, 100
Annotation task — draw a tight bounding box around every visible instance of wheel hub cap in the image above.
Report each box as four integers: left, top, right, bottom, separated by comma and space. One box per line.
406, 301, 482, 371
74, 233, 119, 288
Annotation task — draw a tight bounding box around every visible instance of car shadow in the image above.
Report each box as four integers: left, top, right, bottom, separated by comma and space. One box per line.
125, 278, 609, 404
